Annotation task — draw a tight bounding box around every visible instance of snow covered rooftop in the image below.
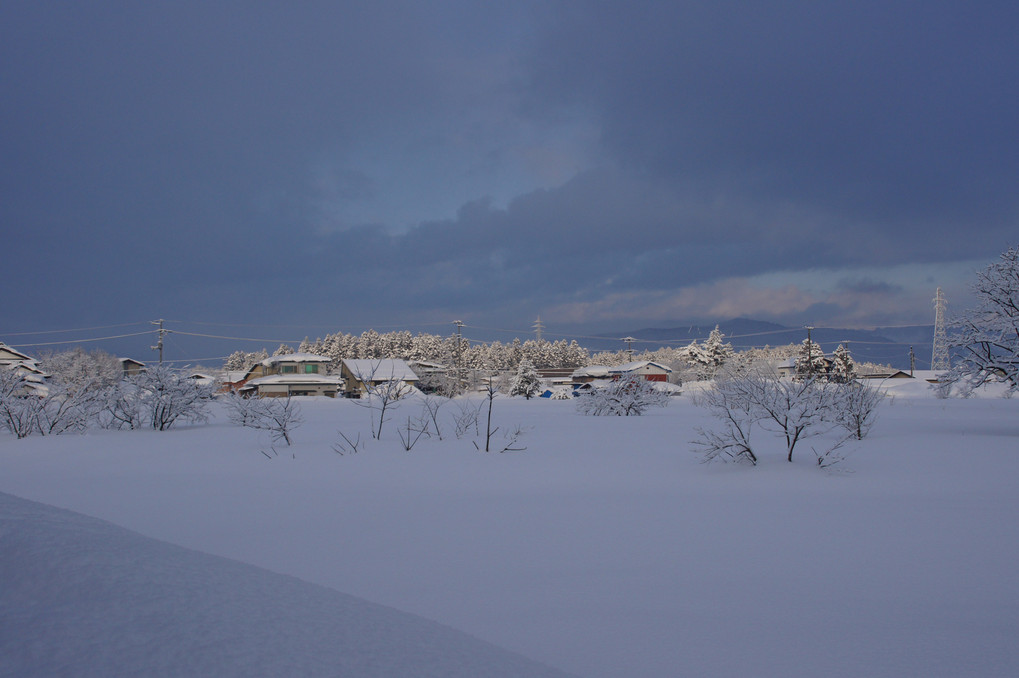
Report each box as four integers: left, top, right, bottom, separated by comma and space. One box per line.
342, 359, 419, 381
608, 360, 672, 374
572, 365, 610, 378
260, 353, 333, 367
245, 374, 344, 387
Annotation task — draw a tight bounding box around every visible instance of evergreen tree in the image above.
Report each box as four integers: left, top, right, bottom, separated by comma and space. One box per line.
510, 359, 543, 399
830, 344, 856, 383
794, 338, 827, 380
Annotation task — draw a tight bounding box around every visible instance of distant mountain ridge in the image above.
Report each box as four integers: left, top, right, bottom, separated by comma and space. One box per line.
585, 318, 935, 370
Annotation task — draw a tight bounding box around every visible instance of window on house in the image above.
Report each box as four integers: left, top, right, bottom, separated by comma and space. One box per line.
304, 364, 319, 374
281, 365, 297, 374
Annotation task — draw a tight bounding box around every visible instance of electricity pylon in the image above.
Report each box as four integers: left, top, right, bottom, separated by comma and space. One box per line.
931, 287, 950, 371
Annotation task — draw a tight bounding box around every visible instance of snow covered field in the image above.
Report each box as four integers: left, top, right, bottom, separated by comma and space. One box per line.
2, 382, 1018, 677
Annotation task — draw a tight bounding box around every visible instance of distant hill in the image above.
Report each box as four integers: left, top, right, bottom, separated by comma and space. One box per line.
583, 318, 935, 369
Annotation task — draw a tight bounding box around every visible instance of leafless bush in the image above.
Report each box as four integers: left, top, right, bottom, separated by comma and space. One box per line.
834, 381, 886, 440
397, 415, 430, 451
692, 369, 874, 466
692, 378, 758, 465
420, 395, 447, 440
332, 429, 363, 455
225, 394, 303, 446
452, 399, 482, 439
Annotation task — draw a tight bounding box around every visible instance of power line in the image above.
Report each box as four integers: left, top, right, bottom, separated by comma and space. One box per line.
170, 330, 307, 344
9, 331, 155, 348
1, 321, 151, 337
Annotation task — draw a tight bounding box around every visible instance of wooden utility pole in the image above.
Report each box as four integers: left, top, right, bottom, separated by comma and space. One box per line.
151, 319, 167, 364
622, 336, 636, 361
453, 319, 464, 387
805, 326, 815, 377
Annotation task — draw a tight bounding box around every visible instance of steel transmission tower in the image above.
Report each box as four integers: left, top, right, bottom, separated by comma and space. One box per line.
931, 287, 950, 370
532, 316, 544, 342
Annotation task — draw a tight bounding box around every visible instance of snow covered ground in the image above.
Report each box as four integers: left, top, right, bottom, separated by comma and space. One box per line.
1, 382, 1017, 677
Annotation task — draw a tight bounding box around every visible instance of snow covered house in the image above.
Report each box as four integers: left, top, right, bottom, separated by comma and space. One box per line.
339, 359, 419, 397
571, 365, 611, 384
119, 357, 145, 378
608, 361, 672, 382
0, 343, 48, 396
0, 343, 36, 369
238, 353, 342, 398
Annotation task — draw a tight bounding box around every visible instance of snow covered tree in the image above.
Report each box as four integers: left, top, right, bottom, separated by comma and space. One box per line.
575, 375, 670, 416
829, 344, 856, 383
686, 326, 734, 380
224, 349, 268, 371
693, 368, 863, 465
794, 338, 827, 381
133, 366, 215, 431
947, 246, 1019, 394
509, 359, 542, 399
225, 394, 303, 446
0, 368, 40, 438
834, 381, 885, 440
39, 348, 122, 391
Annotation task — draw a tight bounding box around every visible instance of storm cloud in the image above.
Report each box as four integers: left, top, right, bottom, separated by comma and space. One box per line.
2, 1, 1016, 352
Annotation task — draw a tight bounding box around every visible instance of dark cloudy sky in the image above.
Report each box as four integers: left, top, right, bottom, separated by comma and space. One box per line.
3, 1, 1017, 354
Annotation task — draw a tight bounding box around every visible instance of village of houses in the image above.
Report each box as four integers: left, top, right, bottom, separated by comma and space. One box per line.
1, 328, 937, 405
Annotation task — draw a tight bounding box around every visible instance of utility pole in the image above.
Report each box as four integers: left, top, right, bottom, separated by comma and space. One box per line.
909, 345, 916, 377
805, 326, 815, 378
932, 287, 950, 371
532, 315, 544, 343
151, 319, 167, 365
622, 336, 636, 361
453, 320, 464, 388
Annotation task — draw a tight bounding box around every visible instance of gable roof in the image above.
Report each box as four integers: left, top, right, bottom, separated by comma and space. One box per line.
0, 343, 33, 363
608, 361, 673, 374
342, 359, 419, 382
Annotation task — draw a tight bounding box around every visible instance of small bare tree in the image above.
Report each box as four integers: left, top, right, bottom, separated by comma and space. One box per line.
225, 394, 303, 446
452, 398, 482, 439
749, 376, 842, 463
420, 394, 448, 440
692, 369, 866, 466
692, 377, 758, 465
833, 381, 886, 440
0, 368, 40, 438
351, 361, 413, 439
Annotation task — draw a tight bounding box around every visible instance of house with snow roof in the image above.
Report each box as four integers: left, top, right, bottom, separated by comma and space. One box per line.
339, 359, 419, 397
0, 343, 36, 368
0, 342, 48, 396
608, 361, 672, 382
238, 353, 343, 398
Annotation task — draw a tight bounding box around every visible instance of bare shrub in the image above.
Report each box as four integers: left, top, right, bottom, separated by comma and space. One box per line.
225, 394, 303, 446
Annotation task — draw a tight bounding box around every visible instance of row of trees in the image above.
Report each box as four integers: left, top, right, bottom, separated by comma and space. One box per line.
1, 363, 213, 438
225, 333, 592, 373
693, 369, 885, 467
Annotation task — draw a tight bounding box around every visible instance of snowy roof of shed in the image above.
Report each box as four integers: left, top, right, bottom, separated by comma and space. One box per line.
572, 366, 611, 378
